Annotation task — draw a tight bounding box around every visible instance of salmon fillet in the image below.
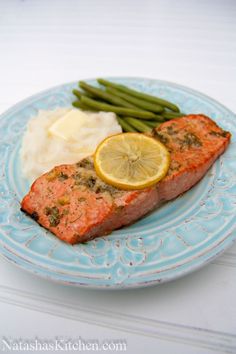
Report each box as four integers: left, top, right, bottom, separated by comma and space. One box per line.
21, 114, 231, 244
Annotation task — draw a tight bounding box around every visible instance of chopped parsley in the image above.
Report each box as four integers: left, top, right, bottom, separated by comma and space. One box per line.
180, 132, 202, 148
44, 206, 60, 227
58, 172, 69, 181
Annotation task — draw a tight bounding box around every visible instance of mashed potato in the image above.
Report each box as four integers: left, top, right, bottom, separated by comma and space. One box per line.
21, 108, 122, 182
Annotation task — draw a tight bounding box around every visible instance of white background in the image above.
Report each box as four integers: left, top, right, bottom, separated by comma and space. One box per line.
0, 1, 236, 353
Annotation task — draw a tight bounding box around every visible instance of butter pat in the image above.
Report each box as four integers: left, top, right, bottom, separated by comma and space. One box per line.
48, 109, 88, 141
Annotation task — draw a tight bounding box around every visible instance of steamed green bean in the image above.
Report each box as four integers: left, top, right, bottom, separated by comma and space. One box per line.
106, 86, 164, 113
124, 117, 152, 132
79, 81, 138, 109
97, 78, 180, 112
117, 117, 137, 132
80, 96, 158, 119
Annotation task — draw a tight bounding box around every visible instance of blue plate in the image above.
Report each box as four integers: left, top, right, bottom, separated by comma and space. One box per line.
0, 78, 235, 289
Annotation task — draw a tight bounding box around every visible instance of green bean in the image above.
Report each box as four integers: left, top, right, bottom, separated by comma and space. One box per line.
144, 120, 161, 128
124, 117, 152, 133
72, 89, 94, 100
117, 116, 137, 132
80, 96, 158, 119
79, 81, 137, 109
72, 100, 96, 111
73, 88, 108, 103
162, 111, 185, 119
151, 115, 166, 122
98, 78, 180, 112
106, 86, 164, 113
72, 89, 83, 99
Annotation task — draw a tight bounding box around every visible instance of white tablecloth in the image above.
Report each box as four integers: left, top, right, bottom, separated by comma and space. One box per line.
0, 1, 235, 353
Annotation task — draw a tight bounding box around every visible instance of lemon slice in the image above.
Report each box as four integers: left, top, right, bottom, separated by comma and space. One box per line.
94, 133, 170, 190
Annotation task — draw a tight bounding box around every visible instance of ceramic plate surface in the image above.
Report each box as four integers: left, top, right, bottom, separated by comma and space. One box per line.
0, 78, 235, 289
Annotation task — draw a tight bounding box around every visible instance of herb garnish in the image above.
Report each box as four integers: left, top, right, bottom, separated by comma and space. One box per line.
44, 206, 60, 227
58, 172, 69, 181
209, 130, 228, 138
180, 132, 202, 148
76, 158, 94, 169
154, 131, 169, 145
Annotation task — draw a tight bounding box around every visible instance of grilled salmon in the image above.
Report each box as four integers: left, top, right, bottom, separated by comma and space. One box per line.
21, 114, 231, 244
